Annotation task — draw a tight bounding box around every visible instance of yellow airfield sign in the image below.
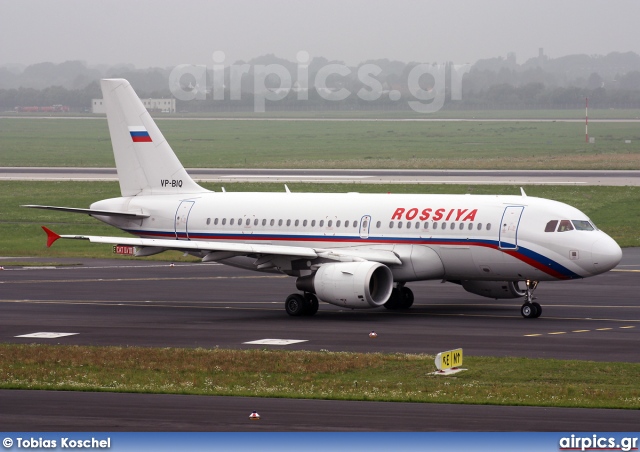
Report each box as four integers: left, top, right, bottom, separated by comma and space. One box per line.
435, 348, 463, 371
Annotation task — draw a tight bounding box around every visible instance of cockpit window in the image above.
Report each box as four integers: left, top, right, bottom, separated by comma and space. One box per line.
557, 220, 574, 232
572, 220, 595, 231
544, 220, 558, 232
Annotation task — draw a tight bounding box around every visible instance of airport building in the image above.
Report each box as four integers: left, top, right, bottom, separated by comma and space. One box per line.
92, 98, 175, 114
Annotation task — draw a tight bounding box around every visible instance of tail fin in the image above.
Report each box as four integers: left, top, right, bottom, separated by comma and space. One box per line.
101, 78, 208, 197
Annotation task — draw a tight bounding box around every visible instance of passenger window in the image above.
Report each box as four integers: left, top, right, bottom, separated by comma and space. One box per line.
238, 218, 242, 225
214, 218, 219, 225
468, 223, 473, 230
278, 219, 283, 226
545, 220, 558, 232
303, 220, 308, 227
286, 220, 291, 226
230, 218, 235, 226
415, 222, 420, 229
558, 220, 574, 232
262, 219, 266, 226
450, 223, 455, 230
295, 220, 299, 227
320, 220, 324, 227
423, 222, 429, 230
398, 221, 403, 229
336, 220, 341, 227
222, 218, 226, 225
311, 220, 316, 227
376, 221, 381, 228
206, 218, 211, 225
389, 221, 394, 229
246, 219, 251, 226
486, 223, 491, 231
477, 223, 483, 230
433, 222, 438, 229
353, 221, 358, 227
459, 223, 464, 230
441, 222, 447, 229
254, 219, 259, 226
406, 221, 411, 229
328, 220, 333, 227
270, 219, 274, 226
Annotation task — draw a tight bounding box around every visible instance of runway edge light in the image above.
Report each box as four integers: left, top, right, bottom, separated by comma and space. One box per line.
433, 348, 467, 376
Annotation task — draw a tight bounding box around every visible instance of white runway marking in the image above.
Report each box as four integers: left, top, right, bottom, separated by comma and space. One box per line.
15, 332, 79, 338
243, 339, 308, 345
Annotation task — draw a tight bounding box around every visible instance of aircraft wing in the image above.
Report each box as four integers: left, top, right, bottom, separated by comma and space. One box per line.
23, 205, 149, 219
42, 227, 402, 265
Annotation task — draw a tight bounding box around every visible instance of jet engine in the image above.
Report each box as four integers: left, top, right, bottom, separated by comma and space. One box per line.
460, 280, 526, 299
296, 261, 394, 309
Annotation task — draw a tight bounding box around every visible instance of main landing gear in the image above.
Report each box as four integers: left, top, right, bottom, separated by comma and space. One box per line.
285, 292, 319, 316
384, 283, 414, 310
520, 280, 541, 319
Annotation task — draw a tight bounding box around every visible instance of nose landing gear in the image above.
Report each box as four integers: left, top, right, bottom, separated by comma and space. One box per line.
520, 280, 541, 319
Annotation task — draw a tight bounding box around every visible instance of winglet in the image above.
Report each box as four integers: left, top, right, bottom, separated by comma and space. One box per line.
42, 226, 61, 248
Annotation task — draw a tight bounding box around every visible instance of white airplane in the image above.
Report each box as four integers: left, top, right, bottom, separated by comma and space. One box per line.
25, 78, 622, 319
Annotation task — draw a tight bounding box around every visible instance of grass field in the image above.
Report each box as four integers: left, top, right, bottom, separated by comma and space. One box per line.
1, 344, 638, 409
1, 181, 639, 259
1, 117, 639, 169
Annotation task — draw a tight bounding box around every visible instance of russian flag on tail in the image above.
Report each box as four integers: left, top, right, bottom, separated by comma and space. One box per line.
129, 126, 152, 142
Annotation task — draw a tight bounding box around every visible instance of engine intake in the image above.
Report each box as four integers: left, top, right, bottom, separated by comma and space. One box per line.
296, 261, 394, 309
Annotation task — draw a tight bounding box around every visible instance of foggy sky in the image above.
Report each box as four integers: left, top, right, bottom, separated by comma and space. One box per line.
1, 0, 639, 68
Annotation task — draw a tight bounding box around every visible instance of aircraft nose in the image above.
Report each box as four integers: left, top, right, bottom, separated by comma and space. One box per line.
591, 235, 622, 274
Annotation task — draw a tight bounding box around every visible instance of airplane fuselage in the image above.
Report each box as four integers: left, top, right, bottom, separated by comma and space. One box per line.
91, 191, 620, 283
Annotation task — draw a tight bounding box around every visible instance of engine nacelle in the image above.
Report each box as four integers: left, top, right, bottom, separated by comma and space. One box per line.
460, 280, 526, 299
296, 261, 394, 309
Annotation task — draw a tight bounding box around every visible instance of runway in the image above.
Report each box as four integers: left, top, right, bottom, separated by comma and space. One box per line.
1, 250, 639, 431
2, 167, 640, 185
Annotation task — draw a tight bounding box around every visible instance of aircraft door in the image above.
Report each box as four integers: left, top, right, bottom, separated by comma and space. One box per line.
359, 215, 371, 239
175, 200, 195, 240
499, 206, 524, 250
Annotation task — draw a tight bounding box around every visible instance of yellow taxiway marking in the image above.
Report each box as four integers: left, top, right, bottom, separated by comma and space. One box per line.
611, 269, 640, 273
526, 326, 635, 337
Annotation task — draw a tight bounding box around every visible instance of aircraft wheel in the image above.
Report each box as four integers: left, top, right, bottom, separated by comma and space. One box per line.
304, 293, 319, 316
521, 302, 538, 319
532, 302, 542, 318
285, 293, 306, 316
398, 287, 414, 309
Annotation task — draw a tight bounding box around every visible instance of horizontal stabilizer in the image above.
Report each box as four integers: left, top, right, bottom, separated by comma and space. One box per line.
22, 205, 149, 219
